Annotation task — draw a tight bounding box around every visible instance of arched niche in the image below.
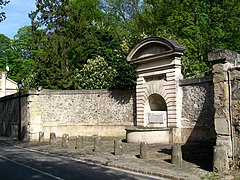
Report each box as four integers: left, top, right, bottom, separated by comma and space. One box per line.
148, 94, 167, 111
144, 93, 167, 127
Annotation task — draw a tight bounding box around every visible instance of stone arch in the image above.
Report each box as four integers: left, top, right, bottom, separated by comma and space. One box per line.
127, 37, 185, 62
148, 94, 167, 111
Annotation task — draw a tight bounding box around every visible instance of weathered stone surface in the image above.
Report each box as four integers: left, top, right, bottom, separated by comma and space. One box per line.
171, 145, 182, 164
0, 90, 135, 140
213, 144, 229, 173
75, 135, 84, 149
208, 49, 240, 63
212, 64, 225, 73
114, 139, 123, 155
140, 142, 149, 159
216, 136, 233, 157
39, 131, 44, 142
49, 132, 56, 145
38, 90, 134, 125
181, 80, 214, 127
215, 118, 229, 135
93, 136, 102, 152
181, 78, 215, 142
62, 134, 69, 148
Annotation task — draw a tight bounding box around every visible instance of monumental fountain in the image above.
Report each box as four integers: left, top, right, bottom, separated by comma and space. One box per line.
126, 37, 185, 143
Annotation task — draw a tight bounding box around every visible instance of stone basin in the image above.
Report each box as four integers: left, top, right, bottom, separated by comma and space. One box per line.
125, 127, 171, 144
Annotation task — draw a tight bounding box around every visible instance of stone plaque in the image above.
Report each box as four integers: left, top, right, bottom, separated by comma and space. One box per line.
148, 113, 166, 124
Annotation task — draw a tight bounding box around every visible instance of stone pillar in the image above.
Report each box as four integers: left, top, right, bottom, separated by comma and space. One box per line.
140, 142, 149, 159
171, 145, 182, 164
39, 131, 44, 142
75, 135, 84, 149
213, 144, 228, 172
93, 136, 101, 152
114, 139, 123, 155
208, 49, 240, 171
49, 132, 56, 145
62, 134, 69, 148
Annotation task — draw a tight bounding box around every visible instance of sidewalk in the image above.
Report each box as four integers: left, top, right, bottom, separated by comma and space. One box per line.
0, 136, 233, 180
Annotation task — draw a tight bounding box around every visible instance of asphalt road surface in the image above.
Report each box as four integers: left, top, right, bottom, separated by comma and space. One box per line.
0, 142, 161, 180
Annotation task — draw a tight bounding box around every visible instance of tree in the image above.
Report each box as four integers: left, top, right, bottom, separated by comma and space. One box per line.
29, 0, 136, 90
75, 56, 117, 89
123, 0, 240, 78
29, 0, 101, 89
12, 26, 36, 81
0, 33, 11, 71
0, 0, 9, 22
0, 26, 35, 82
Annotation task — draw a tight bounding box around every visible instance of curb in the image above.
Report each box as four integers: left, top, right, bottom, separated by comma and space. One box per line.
0, 139, 196, 180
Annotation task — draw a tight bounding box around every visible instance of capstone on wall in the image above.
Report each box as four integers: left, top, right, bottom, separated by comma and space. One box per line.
180, 76, 216, 142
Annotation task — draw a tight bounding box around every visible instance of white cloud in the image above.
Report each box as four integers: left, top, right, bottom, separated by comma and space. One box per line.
0, 0, 36, 39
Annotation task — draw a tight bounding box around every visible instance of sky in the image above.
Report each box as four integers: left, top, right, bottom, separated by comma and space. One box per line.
0, 0, 36, 39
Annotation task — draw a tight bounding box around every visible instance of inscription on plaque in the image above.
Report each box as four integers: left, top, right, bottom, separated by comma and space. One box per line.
148, 112, 166, 124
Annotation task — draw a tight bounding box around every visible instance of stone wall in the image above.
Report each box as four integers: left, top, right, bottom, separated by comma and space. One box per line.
32, 90, 135, 139
0, 84, 217, 143
230, 69, 240, 169
180, 76, 216, 142
0, 90, 135, 140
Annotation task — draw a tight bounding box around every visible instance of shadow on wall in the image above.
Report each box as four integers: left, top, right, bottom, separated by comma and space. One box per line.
109, 89, 137, 126
181, 78, 216, 171
109, 90, 135, 104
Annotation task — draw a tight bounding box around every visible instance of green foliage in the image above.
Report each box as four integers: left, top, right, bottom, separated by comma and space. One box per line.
75, 56, 117, 89
0, 26, 35, 82
5, 0, 239, 90
118, 0, 240, 78
29, 0, 136, 90
0, 0, 9, 22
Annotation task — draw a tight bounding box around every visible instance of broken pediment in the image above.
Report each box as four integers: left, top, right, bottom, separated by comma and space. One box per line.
127, 37, 185, 64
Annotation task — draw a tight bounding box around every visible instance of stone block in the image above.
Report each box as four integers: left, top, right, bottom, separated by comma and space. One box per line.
208, 49, 240, 63
49, 132, 56, 145
39, 131, 44, 142
215, 117, 230, 135
140, 142, 149, 159
213, 145, 229, 173
75, 135, 84, 149
171, 145, 182, 164
212, 73, 227, 83
216, 135, 233, 157
93, 136, 101, 152
114, 139, 123, 155
212, 64, 225, 73
62, 134, 69, 148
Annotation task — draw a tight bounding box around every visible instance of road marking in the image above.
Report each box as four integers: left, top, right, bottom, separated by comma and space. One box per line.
0, 155, 64, 180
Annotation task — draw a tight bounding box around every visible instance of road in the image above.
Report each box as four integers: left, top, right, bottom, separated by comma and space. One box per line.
0, 142, 161, 180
